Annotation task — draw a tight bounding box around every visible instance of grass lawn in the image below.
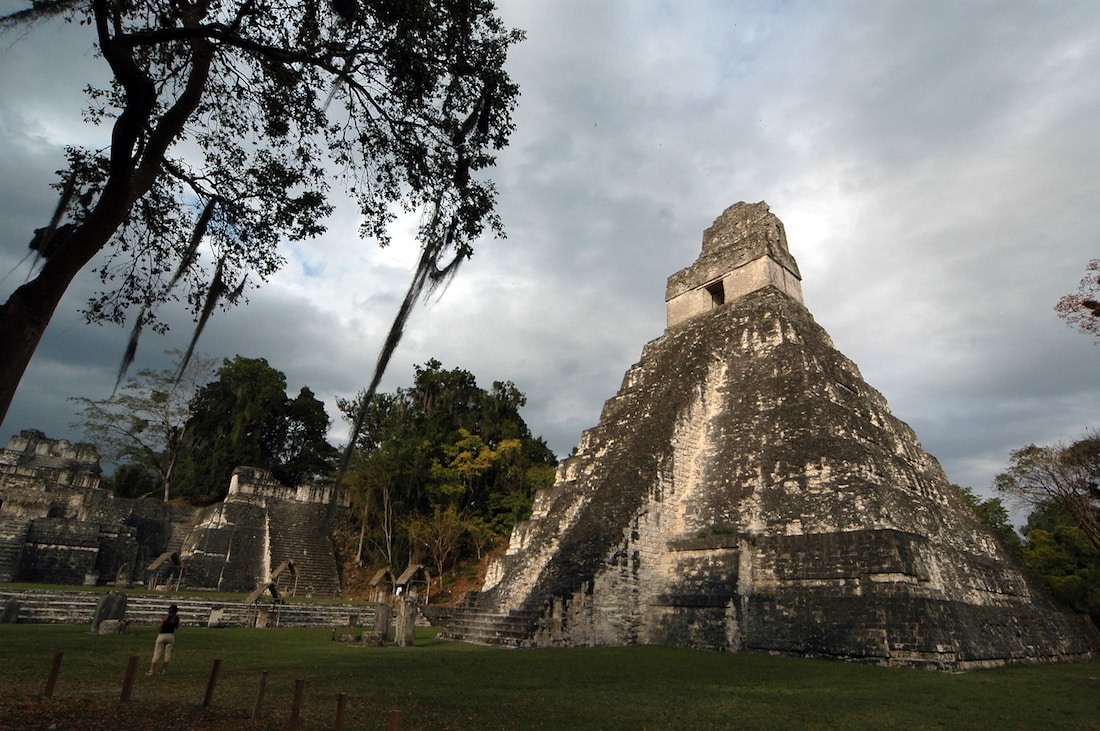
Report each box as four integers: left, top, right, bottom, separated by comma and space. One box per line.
1, 623, 1097, 730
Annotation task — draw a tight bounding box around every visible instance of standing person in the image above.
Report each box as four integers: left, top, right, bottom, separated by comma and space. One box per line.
148, 603, 180, 675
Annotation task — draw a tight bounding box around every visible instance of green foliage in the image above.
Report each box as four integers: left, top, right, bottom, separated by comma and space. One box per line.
1020, 505, 1100, 624
172, 356, 337, 500
107, 463, 160, 500
995, 431, 1100, 551
954, 485, 1023, 555
339, 359, 557, 574
993, 431, 1100, 623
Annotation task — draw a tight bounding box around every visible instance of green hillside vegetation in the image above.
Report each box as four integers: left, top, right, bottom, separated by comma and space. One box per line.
335, 359, 559, 585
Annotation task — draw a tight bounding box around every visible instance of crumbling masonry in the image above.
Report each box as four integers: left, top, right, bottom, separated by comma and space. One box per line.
0, 430, 344, 596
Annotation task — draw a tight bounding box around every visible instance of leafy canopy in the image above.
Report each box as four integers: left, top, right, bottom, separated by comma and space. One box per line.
172, 355, 338, 500
1020, 505, 1100, 625
992, 431, 1100, 623
338, 359, 557, 572
994, 431, 1100, 551
0, 0, 523, 422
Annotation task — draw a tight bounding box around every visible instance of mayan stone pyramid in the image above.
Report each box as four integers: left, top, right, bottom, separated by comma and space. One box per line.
430, 201, 1096, 669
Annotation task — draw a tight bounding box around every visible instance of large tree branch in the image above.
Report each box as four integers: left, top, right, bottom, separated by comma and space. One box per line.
132, 19, 215, 194
0, 0, 83, 29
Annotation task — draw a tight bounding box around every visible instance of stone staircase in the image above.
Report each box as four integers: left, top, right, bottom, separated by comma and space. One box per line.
0, 517, 29, 583
422, 594, 541, 647
164, 504, 199, 555
0, 588, 376, 629
266, 500, 341, 599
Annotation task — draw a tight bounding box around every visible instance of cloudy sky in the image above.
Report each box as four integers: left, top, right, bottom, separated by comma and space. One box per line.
1, 1, 1098, 512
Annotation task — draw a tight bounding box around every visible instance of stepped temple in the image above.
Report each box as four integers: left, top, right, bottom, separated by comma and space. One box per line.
429, 201, 1097, 669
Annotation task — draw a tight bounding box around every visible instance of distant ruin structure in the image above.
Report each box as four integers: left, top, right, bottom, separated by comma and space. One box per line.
0, 430, 345, 596
430, 201, 1097, 669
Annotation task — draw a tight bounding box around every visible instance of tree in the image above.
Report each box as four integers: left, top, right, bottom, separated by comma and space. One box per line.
108, 462, 161, 499
345, 439, 406, 568
338, 359, 557, 571
1019, 504, 1100, 624
994, 432, 1100, 551
70, 350, 216, 501
172, 355, 337, 499
0, 0, 523, 424
1056, 259, 1100, 340
428, 428, 521, 508
954, 485, 1023, 555
406, 504, 466, 579
277, 386, 341, 487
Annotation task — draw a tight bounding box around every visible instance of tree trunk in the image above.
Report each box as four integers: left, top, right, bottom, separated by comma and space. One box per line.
0, 3, 214, 425
0, 232, 109, 423
0, 284, 53, 426
356, 508, 367, 564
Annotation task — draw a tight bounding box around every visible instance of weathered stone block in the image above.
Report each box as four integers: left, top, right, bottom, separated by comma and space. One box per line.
90, 591, 127, 633
97, 619, 128, 635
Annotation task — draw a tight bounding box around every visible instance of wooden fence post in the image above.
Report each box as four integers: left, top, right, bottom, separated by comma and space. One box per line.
334, 692, 348, 731
203, 658, 222, 708
120, 655, 138, 701
43, 651, 63, 697
253, 670, 268, 721
288, 678, 305, 730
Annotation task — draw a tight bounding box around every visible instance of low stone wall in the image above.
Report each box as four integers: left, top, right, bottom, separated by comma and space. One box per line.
0, 588, 381, 629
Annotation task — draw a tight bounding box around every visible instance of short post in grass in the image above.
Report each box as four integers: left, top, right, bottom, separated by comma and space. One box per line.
335, 692, 348, 731
394, 600, 415, 646
252, 670, 268, 721
120, 655, 138, 701
203, 658, 222, 708
288, 678, 305, 729
388, 709, 402, 731
374, 603, 392, 641
43, 651, 63, 697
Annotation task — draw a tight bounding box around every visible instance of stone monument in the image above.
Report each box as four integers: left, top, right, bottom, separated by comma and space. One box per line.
429, 201, 1097, 669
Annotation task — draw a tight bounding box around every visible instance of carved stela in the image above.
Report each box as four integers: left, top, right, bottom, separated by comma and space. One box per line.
425, 202, 1097, 669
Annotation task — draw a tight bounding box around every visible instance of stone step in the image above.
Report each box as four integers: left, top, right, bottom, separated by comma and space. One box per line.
423, 604, 540, 646
438, 628, 533, 647
266, 501, 340, 598
447, 618, 537, 631
0, 588, 380, 629
0, 520, 28, 583
0, 544, 22, 583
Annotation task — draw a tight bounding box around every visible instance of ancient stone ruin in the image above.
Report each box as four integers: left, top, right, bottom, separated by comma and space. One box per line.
429, 201, 1098, 669
0, 429, 344, 596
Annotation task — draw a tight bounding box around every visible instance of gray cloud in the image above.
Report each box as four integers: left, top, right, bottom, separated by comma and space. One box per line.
2, 1, 1098, 515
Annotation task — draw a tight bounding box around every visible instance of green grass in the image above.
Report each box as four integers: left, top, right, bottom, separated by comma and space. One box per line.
1, 623, 1097, 730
